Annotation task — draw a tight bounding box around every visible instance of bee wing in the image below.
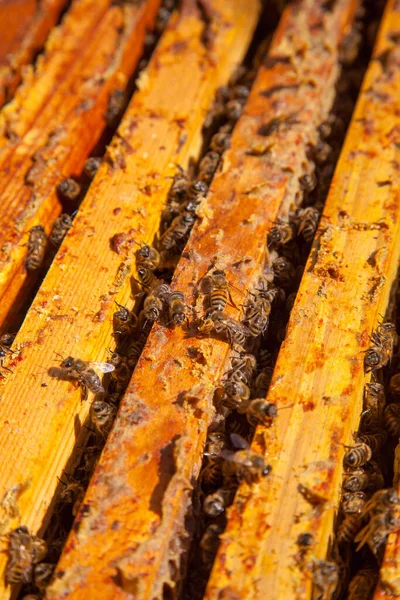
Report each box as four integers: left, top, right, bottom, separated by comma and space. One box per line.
230, 433, 249, 450
219, 450, 237, 462
237, 321, 252, 336
89, 362, 115, 373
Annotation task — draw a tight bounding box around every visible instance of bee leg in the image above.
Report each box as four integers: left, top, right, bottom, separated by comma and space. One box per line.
227, 289, 239, 310
0, 359, 12, 373
80, 381, 88, 402
83, 424, 96, 434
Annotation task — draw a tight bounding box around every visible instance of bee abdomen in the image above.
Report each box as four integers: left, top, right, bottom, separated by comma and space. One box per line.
344, 443, 372, 467
337, 515, 363, 545
385, 403, 400, 436
347, 568, 378, 600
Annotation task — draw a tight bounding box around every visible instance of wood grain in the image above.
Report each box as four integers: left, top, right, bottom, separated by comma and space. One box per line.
45, 1, 359, 598
0, 1, 260, 598
205, 1, 400, 599
0, 0, 69, 106
0, 0, 161, 331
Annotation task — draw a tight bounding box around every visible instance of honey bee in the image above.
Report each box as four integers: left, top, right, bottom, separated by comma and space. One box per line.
311, 560, 339, 600
243, 294, 271, 338
341, 491, 368, 515
267, 220, 295, 248
202, 311, 251, 348
33, 562, 54, 589
225, 99, 243, 122
347, 568, 378, 600
385, 403, 400, 436
126, 331, 147, 366
337, 514, 364, 545
186, 180, 208, 205
203, 486, 235, 517
210, 131, 231, 154
142, 283, 170, 324
204, 269, 236, 314
159, 211, 196, 250
355, 509, 400, 556
227, 352, 257, 384
135, 243, 160, 271
200, 460, 223, 490
57, 356, 113, 401
200, 523, 223, 566
343, 443, 372, 467
373, 320, 398, 348
5, 526, 47, 585
25, 225, 47, 271
83, 157, 102, 179
56, 177, 81, 200
272, 256, 296, 288
167, 166, 190, 204
221, 434, 271, 484
78, 445, 102, 475
364, 345, 391, 372
257, 348, 274, 371
364, 321, 396, 372
230, 84, 250, 101
166, 290, 187, 326
254, 368, 274, 396
136, 266, 159, 291
363, 381, 385, 417
299, 172, 317, 193
105, 88, 125, 127
240, 399, 278, 427
198, 151, 220, 184
360, 488, 400, 519
343, 468, 369, 493
90, 399, 117, 439
297, 207, 320, 243
108, 352, 131, 392
220, 380, 250, 410
0, 334, 14, 377
312, 140, 332, 164
58, 476, 85, 516
113, 302, 137, 337
0, 333, 15, 348
204, 431, 228, 458
389, 373, 400, 398
354, 431, 387, 454
49, 214, 73, 247
161, 202, 181, 229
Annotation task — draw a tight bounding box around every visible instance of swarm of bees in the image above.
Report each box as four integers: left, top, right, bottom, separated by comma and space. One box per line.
4, 526, 54, 590
330, 318, 400, 597
13, 7, 390, 598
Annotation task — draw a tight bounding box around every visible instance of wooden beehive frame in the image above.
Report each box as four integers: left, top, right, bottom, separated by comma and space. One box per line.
205, 0, 400, 598
44, 0, 363, 598
0, 0, 400, 598
0, 1, 260, 598
0, 0, 69, 107
0, 0, 161, 331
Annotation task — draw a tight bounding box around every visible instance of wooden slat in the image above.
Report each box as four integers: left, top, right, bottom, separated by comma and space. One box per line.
373, 6, 400, 584
204, 1, 400, 599
0, 1, 260, 598
0, 0, 161, 331
0, 0, 69, 107
45, 1, 359, 599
